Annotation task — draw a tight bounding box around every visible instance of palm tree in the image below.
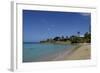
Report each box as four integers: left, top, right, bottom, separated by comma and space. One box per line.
77, 32, 80, 37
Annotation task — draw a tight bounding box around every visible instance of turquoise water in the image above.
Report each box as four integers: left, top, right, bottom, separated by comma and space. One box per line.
23, 43, 74, 62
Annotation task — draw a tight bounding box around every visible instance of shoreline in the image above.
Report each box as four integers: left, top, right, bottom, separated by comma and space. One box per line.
36, 43, 91, 61
23, 43, 91, 62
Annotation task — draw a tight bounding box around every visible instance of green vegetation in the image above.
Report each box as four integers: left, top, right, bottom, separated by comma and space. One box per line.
40, 32, 91, 44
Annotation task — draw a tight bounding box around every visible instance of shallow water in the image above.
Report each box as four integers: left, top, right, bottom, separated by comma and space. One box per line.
23, 43, 74, 62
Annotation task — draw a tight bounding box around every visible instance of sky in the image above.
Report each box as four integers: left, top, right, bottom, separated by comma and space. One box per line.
23, 10, 91, 42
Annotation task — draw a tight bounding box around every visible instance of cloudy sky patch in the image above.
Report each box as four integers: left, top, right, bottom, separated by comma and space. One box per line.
80, 13, 91, 17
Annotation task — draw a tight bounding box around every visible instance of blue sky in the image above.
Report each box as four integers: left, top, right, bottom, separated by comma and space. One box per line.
23, 10, 91, 42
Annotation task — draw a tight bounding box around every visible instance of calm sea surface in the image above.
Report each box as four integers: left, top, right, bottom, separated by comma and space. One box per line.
23, 43, 75, 62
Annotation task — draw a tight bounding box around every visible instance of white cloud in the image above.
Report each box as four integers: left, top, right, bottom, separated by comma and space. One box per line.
80, 13, 90, 16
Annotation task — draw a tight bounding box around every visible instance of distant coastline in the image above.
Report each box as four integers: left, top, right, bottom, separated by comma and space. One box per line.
23, 42, 40, 44
40, 32, 91, 45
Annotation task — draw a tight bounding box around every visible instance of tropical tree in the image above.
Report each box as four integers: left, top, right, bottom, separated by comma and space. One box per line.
53, 37, 60, 41
77, 32, 80, 37
84, 32, 91, 43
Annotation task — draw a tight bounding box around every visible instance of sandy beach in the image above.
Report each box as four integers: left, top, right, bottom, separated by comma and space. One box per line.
53, 43, 91, 60
65, 43, 91, 60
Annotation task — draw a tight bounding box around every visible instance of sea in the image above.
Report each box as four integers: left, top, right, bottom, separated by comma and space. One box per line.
23, 42, 75, 62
